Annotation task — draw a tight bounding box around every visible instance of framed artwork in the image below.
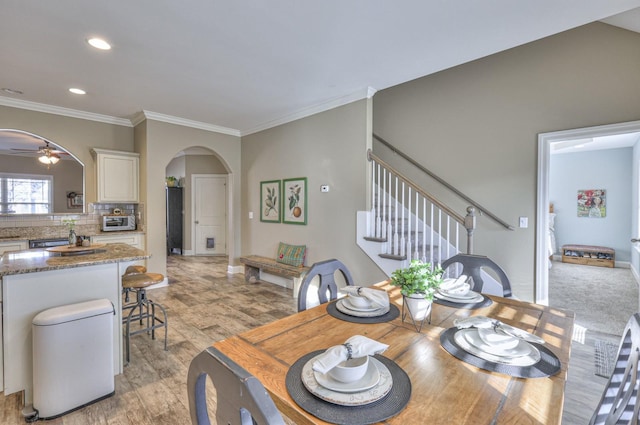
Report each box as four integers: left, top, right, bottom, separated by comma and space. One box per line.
260, 180, 281, 222
66, 191, 83, 208
283, 177, 307, 225
577, 189, 606, 218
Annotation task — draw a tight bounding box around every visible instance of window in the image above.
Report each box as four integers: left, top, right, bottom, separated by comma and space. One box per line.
0, 173, 53, 214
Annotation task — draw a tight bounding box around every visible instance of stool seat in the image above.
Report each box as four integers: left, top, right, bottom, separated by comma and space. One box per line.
122, 272, 164, 289
124, 265, 147, 276
122, 271, 168, 365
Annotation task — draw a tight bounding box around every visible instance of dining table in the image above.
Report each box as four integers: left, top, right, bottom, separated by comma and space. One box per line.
212, 280, 575, 425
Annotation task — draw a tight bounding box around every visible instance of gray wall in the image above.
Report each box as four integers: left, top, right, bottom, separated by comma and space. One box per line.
241, 99, 386, 286
550, 148, 632, 262
373, 23, 640, 300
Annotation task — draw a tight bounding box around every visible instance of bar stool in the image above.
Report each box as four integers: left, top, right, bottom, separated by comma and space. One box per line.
122, 269, 168, 365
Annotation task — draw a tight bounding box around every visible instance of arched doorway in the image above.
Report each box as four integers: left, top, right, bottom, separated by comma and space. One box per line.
165, 146, 229, 256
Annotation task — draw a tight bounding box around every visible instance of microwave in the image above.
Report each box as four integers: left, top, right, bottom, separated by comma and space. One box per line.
102, 214, 136, 232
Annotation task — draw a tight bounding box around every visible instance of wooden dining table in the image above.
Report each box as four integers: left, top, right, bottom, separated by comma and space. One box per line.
212, 281, 575, 425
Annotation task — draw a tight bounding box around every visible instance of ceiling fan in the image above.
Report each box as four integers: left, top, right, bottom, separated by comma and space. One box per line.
10, 140, 69, 164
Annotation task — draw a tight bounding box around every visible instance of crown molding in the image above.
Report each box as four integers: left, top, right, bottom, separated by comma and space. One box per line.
140, 110, 241, 137
241, 86, 378, 136
0, 96, 132, 127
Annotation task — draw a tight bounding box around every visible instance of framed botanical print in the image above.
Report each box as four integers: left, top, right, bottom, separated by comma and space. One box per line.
260, 180, 281, 222
283, 177, 307, 225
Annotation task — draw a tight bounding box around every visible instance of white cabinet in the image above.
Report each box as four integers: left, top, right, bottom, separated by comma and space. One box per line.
92, 149, 139, 203
92, 233, 144, 249
0, 240, 27, 255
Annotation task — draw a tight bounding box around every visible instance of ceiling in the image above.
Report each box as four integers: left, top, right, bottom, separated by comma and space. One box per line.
2, 1, 640, 138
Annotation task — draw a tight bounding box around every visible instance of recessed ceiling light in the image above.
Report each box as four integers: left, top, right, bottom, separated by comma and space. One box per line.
1, 88, 23, 95
69, 88, 86, 95
87, 37, 111, 50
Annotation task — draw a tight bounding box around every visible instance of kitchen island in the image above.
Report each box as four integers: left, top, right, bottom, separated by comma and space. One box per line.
0, 243, 149, 403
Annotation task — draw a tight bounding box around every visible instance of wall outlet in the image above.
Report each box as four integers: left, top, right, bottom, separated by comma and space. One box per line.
320, 185, 330, 192
519, 216, 528, 228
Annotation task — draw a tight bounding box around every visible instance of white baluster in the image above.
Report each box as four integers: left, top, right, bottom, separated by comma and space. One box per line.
381, 169, 387, 242
414, 191, 420, 260
376, 163, 381, 238
400, 182, 405, 258
393, 176, 399, 255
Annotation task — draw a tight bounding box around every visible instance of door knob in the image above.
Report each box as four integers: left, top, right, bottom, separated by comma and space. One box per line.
195, 220, 199, 224
632, 238, 640, 243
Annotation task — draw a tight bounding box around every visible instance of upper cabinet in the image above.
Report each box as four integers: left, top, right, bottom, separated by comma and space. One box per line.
92, 148, 140, 203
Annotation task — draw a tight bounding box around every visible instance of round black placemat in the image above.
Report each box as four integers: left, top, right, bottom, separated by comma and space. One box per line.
326, 301, 400, 324
433, 294, 493, 309
440, 327, 561, 378
285, 350, 411, 425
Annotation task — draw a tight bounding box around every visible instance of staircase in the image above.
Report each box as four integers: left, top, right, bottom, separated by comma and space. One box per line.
357, 134, 513, 278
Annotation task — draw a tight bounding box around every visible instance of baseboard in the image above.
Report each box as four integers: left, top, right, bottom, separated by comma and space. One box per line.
228, 264, 243, 274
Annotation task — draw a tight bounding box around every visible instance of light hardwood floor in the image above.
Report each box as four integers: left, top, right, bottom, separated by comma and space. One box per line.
0, 256, 614, 424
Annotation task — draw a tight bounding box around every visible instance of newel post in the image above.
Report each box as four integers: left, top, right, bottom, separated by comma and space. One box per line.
464, 206, 476, 254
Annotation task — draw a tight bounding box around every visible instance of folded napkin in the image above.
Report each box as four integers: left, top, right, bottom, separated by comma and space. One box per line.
342, 286, 390, 308
312, 335, 389, 374
453, 315, 495, 329
440, 275, 470, 295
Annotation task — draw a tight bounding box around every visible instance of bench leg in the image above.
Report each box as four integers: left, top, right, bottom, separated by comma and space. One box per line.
244, 265, 260, 283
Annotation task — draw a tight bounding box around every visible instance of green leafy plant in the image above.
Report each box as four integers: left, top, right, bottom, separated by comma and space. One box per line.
390, 259, 444, 300
62, 218, 76, 230
166, 176, 178, 187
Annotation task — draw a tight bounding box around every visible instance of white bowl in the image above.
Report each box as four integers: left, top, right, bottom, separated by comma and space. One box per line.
477, 327, 520, 350
328, 356, 369, 383
347, 295, 372, 309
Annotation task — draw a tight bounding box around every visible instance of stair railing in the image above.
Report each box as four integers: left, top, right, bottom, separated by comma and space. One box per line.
366, 149, 477, 263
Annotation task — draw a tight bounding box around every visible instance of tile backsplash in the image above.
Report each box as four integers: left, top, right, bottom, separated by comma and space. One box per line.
0, 203, 143, 240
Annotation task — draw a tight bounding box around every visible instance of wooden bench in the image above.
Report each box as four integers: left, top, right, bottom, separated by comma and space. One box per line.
561, 244, 615, 268
239, 255, 310, 297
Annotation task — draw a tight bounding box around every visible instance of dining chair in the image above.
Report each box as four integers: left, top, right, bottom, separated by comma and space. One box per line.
589, 313, 640, 425
187, 346, 285, 425
441, 253, 512, 297
297, 258, 355, 311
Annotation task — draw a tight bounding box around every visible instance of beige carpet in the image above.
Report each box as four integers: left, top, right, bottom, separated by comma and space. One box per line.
549, 260, 638, 336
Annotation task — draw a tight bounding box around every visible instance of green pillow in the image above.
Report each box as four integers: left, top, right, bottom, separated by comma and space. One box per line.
276, 242, 307, 267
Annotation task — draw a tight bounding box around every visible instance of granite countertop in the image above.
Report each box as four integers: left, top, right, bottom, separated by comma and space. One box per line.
0, 243, 149, 277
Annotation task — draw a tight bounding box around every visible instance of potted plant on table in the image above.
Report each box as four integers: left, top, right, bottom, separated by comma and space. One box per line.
390, 259, 444, 326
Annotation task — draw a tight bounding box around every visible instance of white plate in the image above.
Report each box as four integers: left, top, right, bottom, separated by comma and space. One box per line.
301, 355, 393, 406
435, 291, 484, 304
336, 299, 389, 317
454, 329, 541, 366
314, 358, 380, 393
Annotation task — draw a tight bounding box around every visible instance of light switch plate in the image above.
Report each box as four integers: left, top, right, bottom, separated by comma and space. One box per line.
519, 216, 528, 228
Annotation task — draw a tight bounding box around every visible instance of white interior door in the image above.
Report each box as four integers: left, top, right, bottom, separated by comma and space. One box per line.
193, 174, 227, 255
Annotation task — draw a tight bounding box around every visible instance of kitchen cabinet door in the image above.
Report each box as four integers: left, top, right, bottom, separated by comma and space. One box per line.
92, 149, 139, 203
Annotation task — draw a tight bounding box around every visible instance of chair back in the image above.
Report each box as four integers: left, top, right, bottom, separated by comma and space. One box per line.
297, 258, 354, 311
441, 253, 512, 297
590, 313, 640, 425
187, 347, 285, 425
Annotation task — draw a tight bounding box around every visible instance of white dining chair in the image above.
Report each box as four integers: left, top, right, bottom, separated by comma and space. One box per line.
187, 347, 285, 425
589, 313, 640, 425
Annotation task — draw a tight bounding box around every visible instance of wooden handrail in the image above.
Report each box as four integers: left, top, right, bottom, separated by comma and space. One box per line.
372, 134, 514, 231
367, 150, 466, 225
